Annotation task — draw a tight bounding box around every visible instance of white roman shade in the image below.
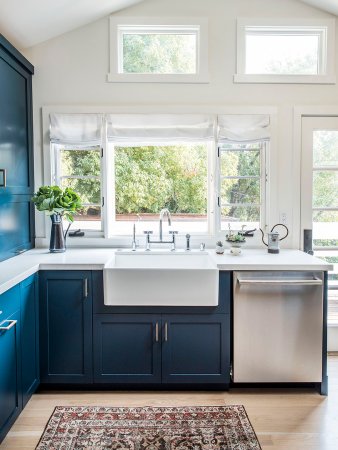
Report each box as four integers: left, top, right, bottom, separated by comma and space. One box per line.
107, 114, 215, 143
217, 114, 271, 142
50, 113, 103, 146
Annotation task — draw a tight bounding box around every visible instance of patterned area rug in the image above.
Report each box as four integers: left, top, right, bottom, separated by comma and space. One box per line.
36, 405, 261, 450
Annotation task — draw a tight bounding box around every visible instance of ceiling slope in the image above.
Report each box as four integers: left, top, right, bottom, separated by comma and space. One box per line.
0, 0, 143, 49
0, 0, 336, 50
299, 0, 338, 16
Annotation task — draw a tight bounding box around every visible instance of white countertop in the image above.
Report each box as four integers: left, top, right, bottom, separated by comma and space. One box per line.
0, 247, 333, 295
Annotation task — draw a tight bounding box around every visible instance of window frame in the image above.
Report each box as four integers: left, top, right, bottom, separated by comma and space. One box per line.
51, 143, 105, 235
216, 141, 268, 233
107, 16, 209, 83
234, 18, 336, 84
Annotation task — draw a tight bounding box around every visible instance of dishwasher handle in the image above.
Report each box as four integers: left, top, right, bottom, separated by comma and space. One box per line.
237, 277, 323, 286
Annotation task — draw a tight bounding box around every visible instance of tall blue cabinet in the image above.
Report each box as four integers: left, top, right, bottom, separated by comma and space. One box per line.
0, 34, 35, 262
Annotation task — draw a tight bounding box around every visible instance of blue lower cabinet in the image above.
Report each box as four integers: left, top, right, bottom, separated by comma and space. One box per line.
39, 271, 93, 384
162, 314, 230, 384
93, 314, 161, 383
93, 313, 230, 386
0, 308, 21, 443
20, 274, 39, 406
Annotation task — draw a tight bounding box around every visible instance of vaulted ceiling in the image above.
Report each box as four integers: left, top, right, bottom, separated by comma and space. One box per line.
0, 0, 143, 49
0, 0, 336, 50
300, 0, 338, 16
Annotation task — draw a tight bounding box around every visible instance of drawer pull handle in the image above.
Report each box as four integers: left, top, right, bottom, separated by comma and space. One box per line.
155, 322, 159, 342
0, 169, 6, 187
164, 322, 168, 342
238, 278, 322, 286
0, 320, 17, 331
83, 278, 88, 298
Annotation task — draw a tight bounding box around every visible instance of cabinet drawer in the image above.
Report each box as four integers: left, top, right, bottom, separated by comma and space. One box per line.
0, 284, 20, 320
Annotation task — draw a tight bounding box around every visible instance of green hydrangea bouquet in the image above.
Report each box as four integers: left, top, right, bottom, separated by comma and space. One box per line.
32, 185, 82, 222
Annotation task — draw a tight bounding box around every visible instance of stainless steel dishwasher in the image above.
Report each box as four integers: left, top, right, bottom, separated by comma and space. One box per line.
233, 271, 324, 383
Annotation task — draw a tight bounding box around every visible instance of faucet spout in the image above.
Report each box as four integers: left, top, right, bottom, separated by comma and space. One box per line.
159, 208, 171, 241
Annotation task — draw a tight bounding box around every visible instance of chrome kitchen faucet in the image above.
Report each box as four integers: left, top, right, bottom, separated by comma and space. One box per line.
144, 208, 178, 250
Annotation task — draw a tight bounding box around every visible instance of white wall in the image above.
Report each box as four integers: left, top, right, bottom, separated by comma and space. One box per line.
23, 0, 337, 245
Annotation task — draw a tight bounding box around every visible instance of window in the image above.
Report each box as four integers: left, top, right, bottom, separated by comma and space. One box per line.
108, 17, 209, 83
312, 130, 338, 324
52, 144, 103, 231
301, 117, 338, 326
48, 112, 271, 240
235, 19, 335, 84
112, 143, 209, 234
218, 142, 267, 231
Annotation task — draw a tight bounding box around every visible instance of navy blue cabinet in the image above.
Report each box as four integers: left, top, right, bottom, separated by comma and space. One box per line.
39, 271, 93, 384
93, 314, 230, 386
0, 34, 34, 262
93, 314, 161, 384
20, 274, 39, 407
0, 285, 21, 443
93, 271, 231, 386
162, 315, 230, 384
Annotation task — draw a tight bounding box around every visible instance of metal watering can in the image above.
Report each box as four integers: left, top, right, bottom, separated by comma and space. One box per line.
259, 224, 289, 254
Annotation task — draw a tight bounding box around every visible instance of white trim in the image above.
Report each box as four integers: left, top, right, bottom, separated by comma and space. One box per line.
235, 18, 336, 85
108, 16, 209, 84
293, 105, 338, 250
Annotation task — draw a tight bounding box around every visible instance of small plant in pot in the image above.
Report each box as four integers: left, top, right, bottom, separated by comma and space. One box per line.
226, 225, 246, 255
215, 240, 224, 254
32, 186, 82, 253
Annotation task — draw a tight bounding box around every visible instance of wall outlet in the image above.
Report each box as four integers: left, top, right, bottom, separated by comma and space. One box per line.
280, 212, 287, 225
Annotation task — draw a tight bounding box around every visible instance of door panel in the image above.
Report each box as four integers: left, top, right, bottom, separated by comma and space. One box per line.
0, 51, 30, 192
93, 314, 161, 383
301, 117, 338, 331
0, 195, 33, 262
39, 271, 93, 383
20, 274, 39, 406
0, 310, 21, 439
161, 314, 230, 384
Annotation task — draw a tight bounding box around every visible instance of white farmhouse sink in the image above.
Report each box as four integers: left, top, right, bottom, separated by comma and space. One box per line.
103, 251, 219, 306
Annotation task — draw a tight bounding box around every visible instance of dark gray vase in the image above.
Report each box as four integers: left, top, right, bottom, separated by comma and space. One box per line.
50, 214, 66, 253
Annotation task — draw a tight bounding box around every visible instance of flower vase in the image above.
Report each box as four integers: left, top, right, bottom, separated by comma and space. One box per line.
50, 214, 66, 253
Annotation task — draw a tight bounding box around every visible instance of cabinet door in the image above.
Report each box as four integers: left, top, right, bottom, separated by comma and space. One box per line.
20, 274, 39, 406
39, 271, 93, 384
93, 314, 161, 384
0, 310, 21, 442
0, 36, 35, 263
0, 46, 33, 195
161, 314, 230, 384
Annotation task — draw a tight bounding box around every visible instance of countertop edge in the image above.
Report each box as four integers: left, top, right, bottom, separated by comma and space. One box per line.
0, 248, 333, 296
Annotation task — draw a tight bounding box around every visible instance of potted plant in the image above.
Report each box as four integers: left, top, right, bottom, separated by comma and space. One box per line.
226, 225, 246, 256
215, 240, 224, 254
32, 185, 82, 253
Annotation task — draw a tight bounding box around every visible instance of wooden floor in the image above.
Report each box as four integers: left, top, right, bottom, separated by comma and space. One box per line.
1, 356, 338, 450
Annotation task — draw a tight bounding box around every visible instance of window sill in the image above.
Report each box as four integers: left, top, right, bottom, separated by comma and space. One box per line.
233, 74, 336, 84
107, 73, 210, 84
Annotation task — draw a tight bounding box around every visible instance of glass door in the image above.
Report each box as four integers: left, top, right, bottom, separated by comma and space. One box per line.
301, 117, 338, 325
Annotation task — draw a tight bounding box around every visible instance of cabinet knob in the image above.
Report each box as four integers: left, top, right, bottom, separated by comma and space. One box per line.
164, 322, 168, 342
83, 278, 88, 298
155, 322, 159, 342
